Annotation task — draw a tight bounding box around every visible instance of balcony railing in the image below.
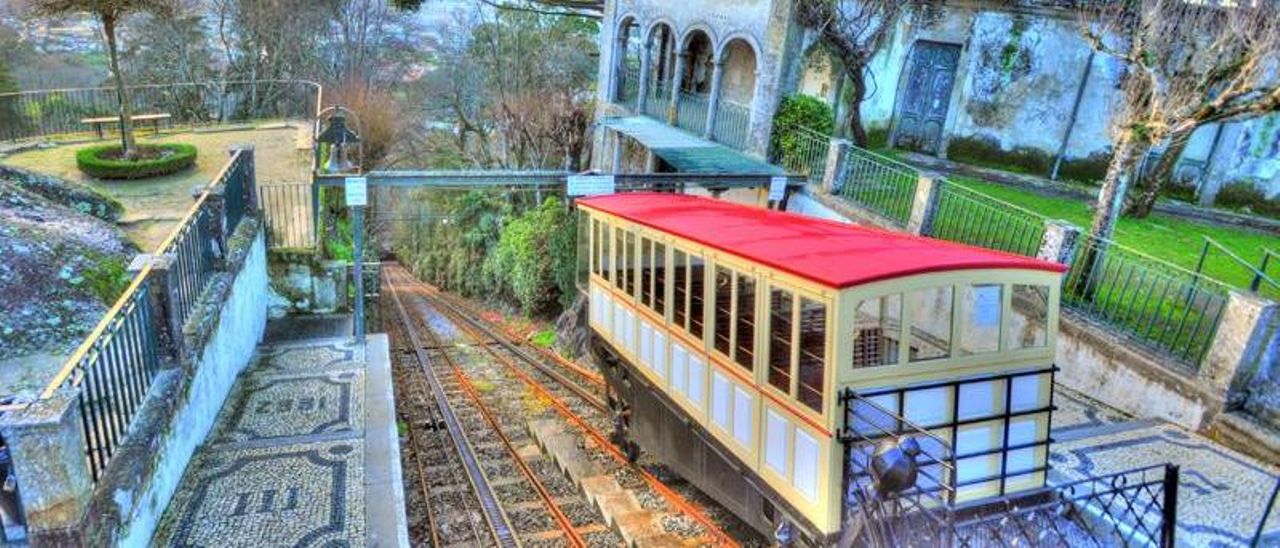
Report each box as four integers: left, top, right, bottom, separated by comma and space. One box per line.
713, 100, 750, 151
642, 82, 669, 120
0, 80, 321, 142
674, 90, 710, 133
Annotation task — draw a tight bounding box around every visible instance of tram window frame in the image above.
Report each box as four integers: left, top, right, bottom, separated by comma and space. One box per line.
958, 284, 1003, 356
852, 293, 903, 369
591, 218, 600, 277
653, 242, 667, 317
689, 256, 706, 340
640, 237, 653, 308
1009, 284, 1050, 349
625, 231, 637, 298
600, 223, 611, 283
673, 249, 688, 330
735, 273, 756, 371
796, 297, 826, 413
907, 285, 954, 363
767, 288, 794, 394
714, 266, 733, 356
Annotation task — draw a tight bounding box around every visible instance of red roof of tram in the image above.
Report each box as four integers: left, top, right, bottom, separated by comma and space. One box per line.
577, 193, 1066, 289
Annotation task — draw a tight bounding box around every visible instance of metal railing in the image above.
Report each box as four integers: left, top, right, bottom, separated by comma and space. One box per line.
258, 182, 316, 249
927, 181, 1048, 257
775, 124, 831, 184
34, 149, 256, 481
674, 90, 710, 133
840, 386, 1179, 547
1064, 235, 1229, 369
838, 145, 919, 227
1192, 237, 1280, 301
0, 80, 321, 142
712, 100, 751, 151
642, 82, 669, 120
616, 65, 640, 107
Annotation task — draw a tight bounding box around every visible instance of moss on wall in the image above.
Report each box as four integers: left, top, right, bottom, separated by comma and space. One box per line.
1056, 151, 1112, 185
946, 135, 1052, 175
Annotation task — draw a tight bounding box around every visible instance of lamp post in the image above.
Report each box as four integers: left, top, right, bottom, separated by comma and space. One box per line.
316, 107, 367, 346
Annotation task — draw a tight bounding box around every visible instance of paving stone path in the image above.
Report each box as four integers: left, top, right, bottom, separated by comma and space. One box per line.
152, 335, 405, 547
1051, 386, 1280, 547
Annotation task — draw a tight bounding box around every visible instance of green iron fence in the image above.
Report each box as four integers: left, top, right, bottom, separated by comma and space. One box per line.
1064, 235, 1229, 370
838, 145, 918, 227
776, 124, 831, 184
258, 182, 316, 249
927, 181, 1048, 257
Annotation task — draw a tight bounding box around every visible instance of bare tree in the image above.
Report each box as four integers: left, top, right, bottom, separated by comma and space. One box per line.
1081, 0, 1280, 231
795, 0, 923, 147
392, 0, 603, 18
25, 0, 173, 158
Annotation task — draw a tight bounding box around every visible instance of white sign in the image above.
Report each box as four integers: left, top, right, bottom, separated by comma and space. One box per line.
768, 176, 789, 201
567, 175, 616, 196
345, 176, 368, 207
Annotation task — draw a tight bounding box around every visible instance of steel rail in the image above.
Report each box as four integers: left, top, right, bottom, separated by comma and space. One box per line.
387, 267, 588, 548
384, 268, 520, 548
388, 306, 488, 547
397, 268, 739, 546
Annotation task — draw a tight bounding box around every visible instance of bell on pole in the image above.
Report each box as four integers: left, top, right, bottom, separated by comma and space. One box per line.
316, 107, 364, 175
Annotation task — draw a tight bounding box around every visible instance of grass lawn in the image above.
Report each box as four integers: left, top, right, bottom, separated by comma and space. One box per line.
1, 126, 310, 250
949, 176, 1280, 298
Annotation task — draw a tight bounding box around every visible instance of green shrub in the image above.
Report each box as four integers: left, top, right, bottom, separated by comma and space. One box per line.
75, 143, 198, 179
1216, 180, 1280, 218
82, 255, 130, 305
484, 196, 578, 316
946, 135, 1053, 176
770, 94, 834, 165
1056, 151, 1112, 185
865, 125, 890, 151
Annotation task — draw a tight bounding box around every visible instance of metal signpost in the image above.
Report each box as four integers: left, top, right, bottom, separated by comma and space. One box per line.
345, 176, 368, 346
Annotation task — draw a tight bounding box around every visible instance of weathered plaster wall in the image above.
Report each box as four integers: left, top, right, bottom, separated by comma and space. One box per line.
111, 226, 268, 546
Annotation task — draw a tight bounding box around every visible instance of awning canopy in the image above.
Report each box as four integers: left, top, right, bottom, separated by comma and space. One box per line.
603, 116, 783, 175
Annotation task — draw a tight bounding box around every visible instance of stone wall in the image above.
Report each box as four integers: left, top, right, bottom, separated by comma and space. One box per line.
87, 219, 269, 546
267, 249, 350, 318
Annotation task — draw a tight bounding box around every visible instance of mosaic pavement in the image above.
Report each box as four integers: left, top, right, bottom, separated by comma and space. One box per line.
1051, 387, 1280, 547
153, 336, 403, 547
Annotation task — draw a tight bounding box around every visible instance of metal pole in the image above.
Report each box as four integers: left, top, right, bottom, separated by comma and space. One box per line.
1052, 51, 1094, 181
353, 205, 366, 346
1162, 464, 1180, 548
1251, 476, 1280, 547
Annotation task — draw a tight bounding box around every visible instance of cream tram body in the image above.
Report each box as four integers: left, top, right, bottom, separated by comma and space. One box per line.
577, 193, 1065, 542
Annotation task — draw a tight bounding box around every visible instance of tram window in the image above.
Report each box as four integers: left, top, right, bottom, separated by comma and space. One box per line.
768, 289, 793, 393
625, 231, 637, 297
852, 294, 901, 368
689, 256, 706, 339
908, 286, 953, 362
601, 224, 611, 282
714, 266, 732, 356
735, 274, 755, 371
673, 250, 688, 329
1009, 284, 1049, 349
591, 219, 600, 276
640, 238, 653, 308
614, 228, 625, 291
958, 284, 1002, 355
654, 243, 667, 316
797, 298, 826, 412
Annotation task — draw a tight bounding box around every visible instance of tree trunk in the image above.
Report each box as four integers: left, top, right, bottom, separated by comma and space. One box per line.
1089, 134, 1147, 241
1126, 127, 1194, 218
845, 65, 869, 148
101, 14, 137, 159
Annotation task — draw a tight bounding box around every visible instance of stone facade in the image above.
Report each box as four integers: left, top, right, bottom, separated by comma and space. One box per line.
594, 0, 1280, 201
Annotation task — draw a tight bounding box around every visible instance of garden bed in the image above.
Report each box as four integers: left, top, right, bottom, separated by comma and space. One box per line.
76, 143, 197, 179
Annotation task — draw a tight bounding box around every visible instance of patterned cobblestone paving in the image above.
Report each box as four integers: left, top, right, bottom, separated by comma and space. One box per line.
152, 337, 400, 547
1052, 387, 1280, 547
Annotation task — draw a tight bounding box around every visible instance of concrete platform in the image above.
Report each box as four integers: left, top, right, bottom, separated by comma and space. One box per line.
151, 333, 407, 547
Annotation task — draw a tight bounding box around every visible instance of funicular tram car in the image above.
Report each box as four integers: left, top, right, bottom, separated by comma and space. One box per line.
577, 193, 1067, 545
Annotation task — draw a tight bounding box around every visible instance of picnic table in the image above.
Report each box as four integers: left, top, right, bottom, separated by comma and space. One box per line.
80, 113, 172, 139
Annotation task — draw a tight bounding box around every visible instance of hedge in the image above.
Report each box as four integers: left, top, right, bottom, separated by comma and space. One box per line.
76, 143, 198, 180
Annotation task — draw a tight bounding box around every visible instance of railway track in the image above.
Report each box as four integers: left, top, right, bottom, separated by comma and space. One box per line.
388, 263, 743, 547
385, 267, 615, 547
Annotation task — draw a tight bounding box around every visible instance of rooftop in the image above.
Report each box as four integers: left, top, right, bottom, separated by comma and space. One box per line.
578, 193, 1067, 289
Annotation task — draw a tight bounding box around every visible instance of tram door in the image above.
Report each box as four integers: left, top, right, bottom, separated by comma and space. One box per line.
892, 41, 960, 155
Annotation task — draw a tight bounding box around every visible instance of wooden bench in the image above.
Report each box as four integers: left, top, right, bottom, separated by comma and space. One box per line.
80, 113, 172, 139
